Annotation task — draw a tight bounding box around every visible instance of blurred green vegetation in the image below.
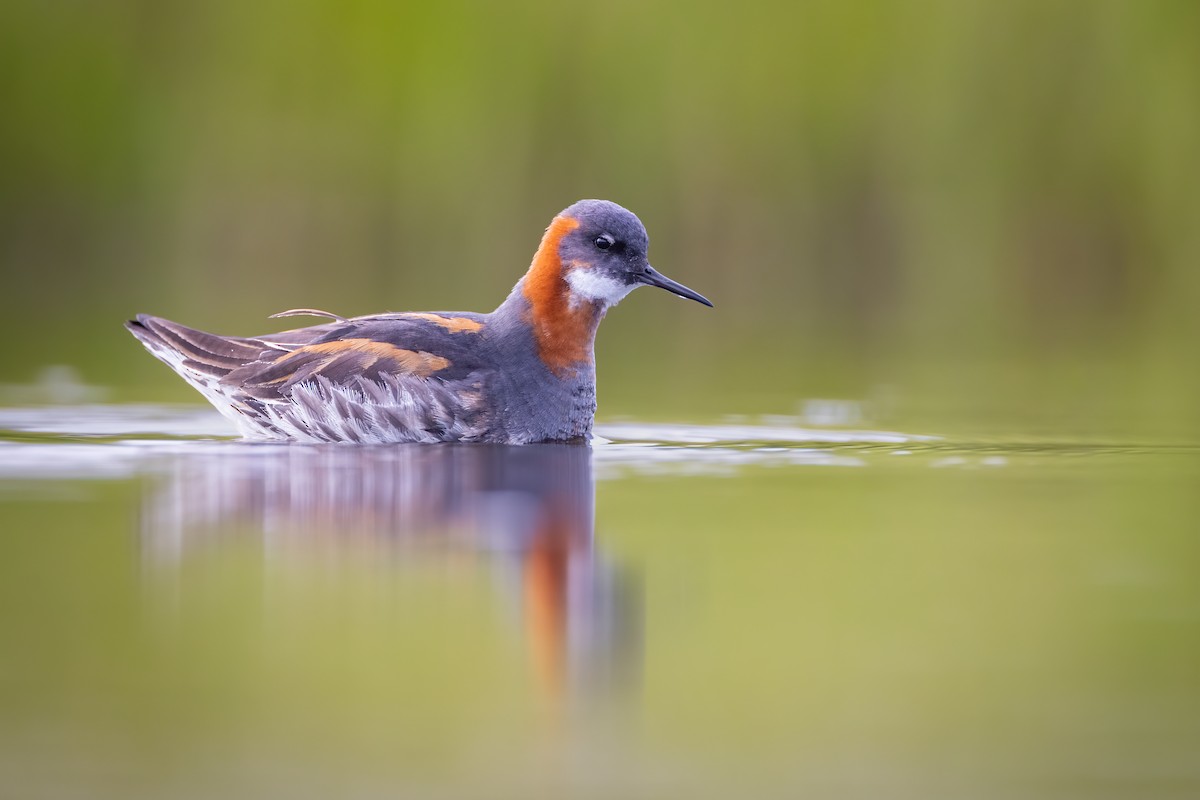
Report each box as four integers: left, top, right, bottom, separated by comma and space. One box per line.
1, 0, 1197, 436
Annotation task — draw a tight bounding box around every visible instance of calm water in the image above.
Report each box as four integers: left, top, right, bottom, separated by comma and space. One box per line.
1, 405, 1198, 799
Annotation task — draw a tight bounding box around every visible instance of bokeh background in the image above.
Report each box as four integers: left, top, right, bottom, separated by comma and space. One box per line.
4, 5, 1200, 797
2, 0, 1198, 437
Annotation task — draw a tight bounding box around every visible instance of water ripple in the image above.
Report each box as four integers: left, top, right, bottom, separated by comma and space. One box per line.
0, 404, 1193, 482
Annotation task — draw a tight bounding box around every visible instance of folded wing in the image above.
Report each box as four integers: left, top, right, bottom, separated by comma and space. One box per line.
126, 312, 492, 443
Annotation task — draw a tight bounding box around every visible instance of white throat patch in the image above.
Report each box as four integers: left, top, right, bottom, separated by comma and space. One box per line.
565, 269, 636, 308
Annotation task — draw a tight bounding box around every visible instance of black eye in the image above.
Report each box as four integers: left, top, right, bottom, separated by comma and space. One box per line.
594, 235, 614, 251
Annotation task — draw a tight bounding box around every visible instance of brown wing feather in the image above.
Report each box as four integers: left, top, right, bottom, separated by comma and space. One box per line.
223, 339, 453, 400
129, 312, 480, 404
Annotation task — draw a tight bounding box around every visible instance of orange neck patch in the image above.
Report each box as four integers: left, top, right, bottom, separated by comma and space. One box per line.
521, 215, 602, 375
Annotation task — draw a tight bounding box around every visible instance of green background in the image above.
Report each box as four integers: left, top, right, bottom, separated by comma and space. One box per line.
2, 0, 1198, 435
3, 5, 1200, 794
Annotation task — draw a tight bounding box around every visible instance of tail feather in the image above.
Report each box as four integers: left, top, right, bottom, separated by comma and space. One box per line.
126, 314, 271, 435
128, 314, 265, 372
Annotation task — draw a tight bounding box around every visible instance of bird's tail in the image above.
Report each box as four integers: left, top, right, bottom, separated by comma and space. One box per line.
125, 314, 267, 381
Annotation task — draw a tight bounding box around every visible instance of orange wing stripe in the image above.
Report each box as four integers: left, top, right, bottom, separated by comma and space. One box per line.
276, 339, 450, 377
405, 313, 484, 333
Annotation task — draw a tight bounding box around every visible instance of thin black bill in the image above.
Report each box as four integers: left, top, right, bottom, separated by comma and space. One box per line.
641, 266, 714, 307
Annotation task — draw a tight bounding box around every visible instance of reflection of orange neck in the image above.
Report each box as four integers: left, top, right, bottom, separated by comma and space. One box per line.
521, 215, 602, 376
523, 527, 572, 701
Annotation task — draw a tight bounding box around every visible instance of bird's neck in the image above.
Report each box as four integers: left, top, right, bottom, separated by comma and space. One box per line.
499, 215, 606, 377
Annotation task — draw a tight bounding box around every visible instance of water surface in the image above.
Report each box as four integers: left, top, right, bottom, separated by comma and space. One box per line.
1, 405, 1197, 799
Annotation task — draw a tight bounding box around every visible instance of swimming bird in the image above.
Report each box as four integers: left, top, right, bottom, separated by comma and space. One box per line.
126, 199, 712, 444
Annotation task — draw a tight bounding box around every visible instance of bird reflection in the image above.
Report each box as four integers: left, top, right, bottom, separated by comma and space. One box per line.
139, 442, 640, 699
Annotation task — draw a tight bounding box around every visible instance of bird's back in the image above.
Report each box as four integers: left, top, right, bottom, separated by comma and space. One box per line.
126, 311, 498, 443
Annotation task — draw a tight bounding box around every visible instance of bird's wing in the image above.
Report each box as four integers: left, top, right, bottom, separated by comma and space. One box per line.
227, 311, 489, 399
128, 312, 486, 397
128, 312, 493, 443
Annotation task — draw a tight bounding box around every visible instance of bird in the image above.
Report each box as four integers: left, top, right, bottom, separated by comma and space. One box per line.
126, 199, 712, 444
